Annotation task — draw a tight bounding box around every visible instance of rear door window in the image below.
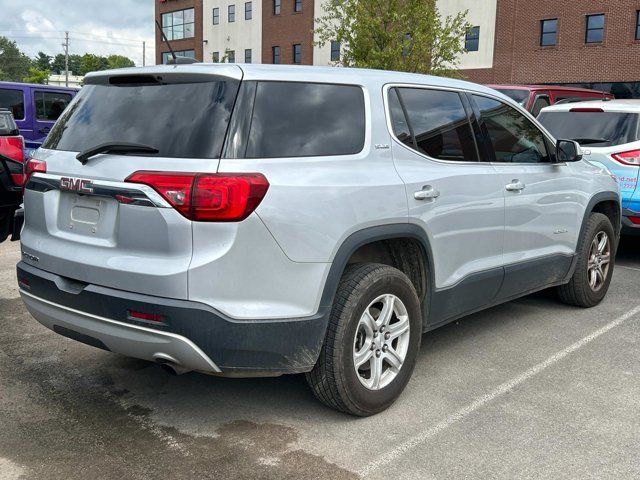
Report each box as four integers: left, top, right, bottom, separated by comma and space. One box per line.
43, 79, 240, 159
390, 87, 478, 162
0, 88, 25, 120
537, 111, 639, 147
245, 82, 365, 158
34, 91, 73, 121
473, 95, 550, 163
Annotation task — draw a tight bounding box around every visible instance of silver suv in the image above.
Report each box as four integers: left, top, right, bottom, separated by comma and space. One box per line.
17, 65, 620, 416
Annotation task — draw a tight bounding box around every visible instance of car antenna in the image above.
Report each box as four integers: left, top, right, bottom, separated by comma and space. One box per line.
155, 20, 198, 65
155, 19, 176, 63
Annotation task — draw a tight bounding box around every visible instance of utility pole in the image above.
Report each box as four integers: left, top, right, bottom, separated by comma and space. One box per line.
62, 31, 69, 87
142, 41, 146, 66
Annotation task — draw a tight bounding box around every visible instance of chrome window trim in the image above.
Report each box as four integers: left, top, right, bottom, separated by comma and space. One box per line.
382, 82, 559, 167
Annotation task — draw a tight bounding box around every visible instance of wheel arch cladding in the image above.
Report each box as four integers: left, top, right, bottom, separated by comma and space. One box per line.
319, 224, 434, 321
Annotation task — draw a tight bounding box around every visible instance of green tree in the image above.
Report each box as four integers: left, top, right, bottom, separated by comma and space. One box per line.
33, 51, 51, 71
106, 54, 135, 69
314, 0, 470, 76
51, 53, 82, 75
0, 36, 32, 82
23, 67, 49, 84
79, 53, 108, 75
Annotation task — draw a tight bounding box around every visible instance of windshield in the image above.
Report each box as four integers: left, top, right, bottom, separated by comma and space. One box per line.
495, 89, 530, 107
537, 111, 640, 147
43, 80, 240, 158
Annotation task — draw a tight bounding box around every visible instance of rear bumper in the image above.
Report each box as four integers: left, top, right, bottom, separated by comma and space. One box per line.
17, 262, 329, 376
622, 208, 640, 235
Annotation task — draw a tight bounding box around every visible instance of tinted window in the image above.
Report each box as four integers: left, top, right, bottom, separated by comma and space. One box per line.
495, 88, 530, 107
43, 80, 240, 159
35, 91, 72, 121
531, 95, 550, 117
537, 111, 639, 147
474, 95, 549, 163
0, 88, 25, 120
388, 88, 411, 145
245, 82, 365, 158
394, 88, 477, 162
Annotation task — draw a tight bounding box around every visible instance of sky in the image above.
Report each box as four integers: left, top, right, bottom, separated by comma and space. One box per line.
0, 0, 155, 67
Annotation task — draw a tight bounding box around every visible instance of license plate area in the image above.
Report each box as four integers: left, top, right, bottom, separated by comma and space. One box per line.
57, 193, 118, 241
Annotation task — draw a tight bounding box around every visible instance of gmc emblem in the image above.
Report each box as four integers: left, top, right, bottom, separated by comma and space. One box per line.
60, 177, 94, 194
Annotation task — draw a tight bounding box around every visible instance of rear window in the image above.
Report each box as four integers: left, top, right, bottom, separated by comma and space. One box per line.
0, 88, 25, 120
495, 89, 530, 107
43, 80, 240, 158
0, 111, 18, 136
245, 82, 365, 158
537, 111, 640, 147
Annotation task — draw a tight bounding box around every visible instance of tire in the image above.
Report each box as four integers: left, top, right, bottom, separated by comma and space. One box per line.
306, 263, 422, 416
557, 212, 616, 308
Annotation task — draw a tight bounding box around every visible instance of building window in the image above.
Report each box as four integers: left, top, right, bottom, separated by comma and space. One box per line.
272, 46, 281, 64
245, 49, 252, 63
273, 0, 281, 15
162, 49, 195, 64
586, 14, 605, 43
213, 8, 219, 25
227, 50, 236, 63
212, 51, 220, 62
294, 0, 302, 12
228, 4, 235, 22
540, 18, 557, 46
161, 8, 195, 40
330, 41, 340, 62
245, 2, 252, 20
465, 26, 480, 51
636, 11, 640, 40
293, 44, 302, 64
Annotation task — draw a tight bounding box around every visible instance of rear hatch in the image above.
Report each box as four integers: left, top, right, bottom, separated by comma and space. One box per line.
21, 66, 243, 299
537, 108, 640, 207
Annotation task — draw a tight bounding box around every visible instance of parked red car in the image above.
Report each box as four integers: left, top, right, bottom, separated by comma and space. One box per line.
0, 109, 25, 242
488, 85, 614, 116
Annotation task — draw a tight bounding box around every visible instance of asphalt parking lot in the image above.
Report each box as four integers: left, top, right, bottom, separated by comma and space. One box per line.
1, 237, 639, 480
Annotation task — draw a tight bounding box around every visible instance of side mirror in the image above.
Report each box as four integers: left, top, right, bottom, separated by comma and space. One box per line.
555, 139, 583, 163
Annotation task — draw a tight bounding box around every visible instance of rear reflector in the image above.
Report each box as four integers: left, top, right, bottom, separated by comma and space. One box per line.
127, 310, 164, 323
611, 150, 640, 166
126, 171, 269, 222
570, 108, 604, 113
628, 216, 640, 225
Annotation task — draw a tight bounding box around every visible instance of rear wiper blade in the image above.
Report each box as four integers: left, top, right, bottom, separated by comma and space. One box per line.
76, 142, 159, 165
572, 137, 610, 145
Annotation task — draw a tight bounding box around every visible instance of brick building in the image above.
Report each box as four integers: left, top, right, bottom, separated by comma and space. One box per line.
154, 0, 640, 97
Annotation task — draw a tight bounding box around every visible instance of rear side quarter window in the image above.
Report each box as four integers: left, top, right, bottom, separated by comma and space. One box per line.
244, 82, 366, 158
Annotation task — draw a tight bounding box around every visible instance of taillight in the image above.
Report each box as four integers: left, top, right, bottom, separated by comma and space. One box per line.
24, 158, 47, 184
629, 216, 640, 225
126, 171, 269, 222
611, 150, 640, 166
128, 310, 164, 323
0, 136, 24, 163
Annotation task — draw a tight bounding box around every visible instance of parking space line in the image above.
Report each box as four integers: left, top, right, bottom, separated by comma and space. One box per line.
359, 304, 640, 477
618, 265, 640, 273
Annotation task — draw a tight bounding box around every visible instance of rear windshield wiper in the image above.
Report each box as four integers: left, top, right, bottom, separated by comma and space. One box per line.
571, 137, 610, 145
76, 142, 159, 165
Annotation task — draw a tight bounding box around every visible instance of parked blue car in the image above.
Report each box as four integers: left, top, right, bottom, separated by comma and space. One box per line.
0, 82, 79, 159
538, 100, 640, 234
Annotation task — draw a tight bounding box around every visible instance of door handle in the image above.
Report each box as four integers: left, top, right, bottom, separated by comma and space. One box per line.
505, 180, 526, 192
414, 186, 440, 201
